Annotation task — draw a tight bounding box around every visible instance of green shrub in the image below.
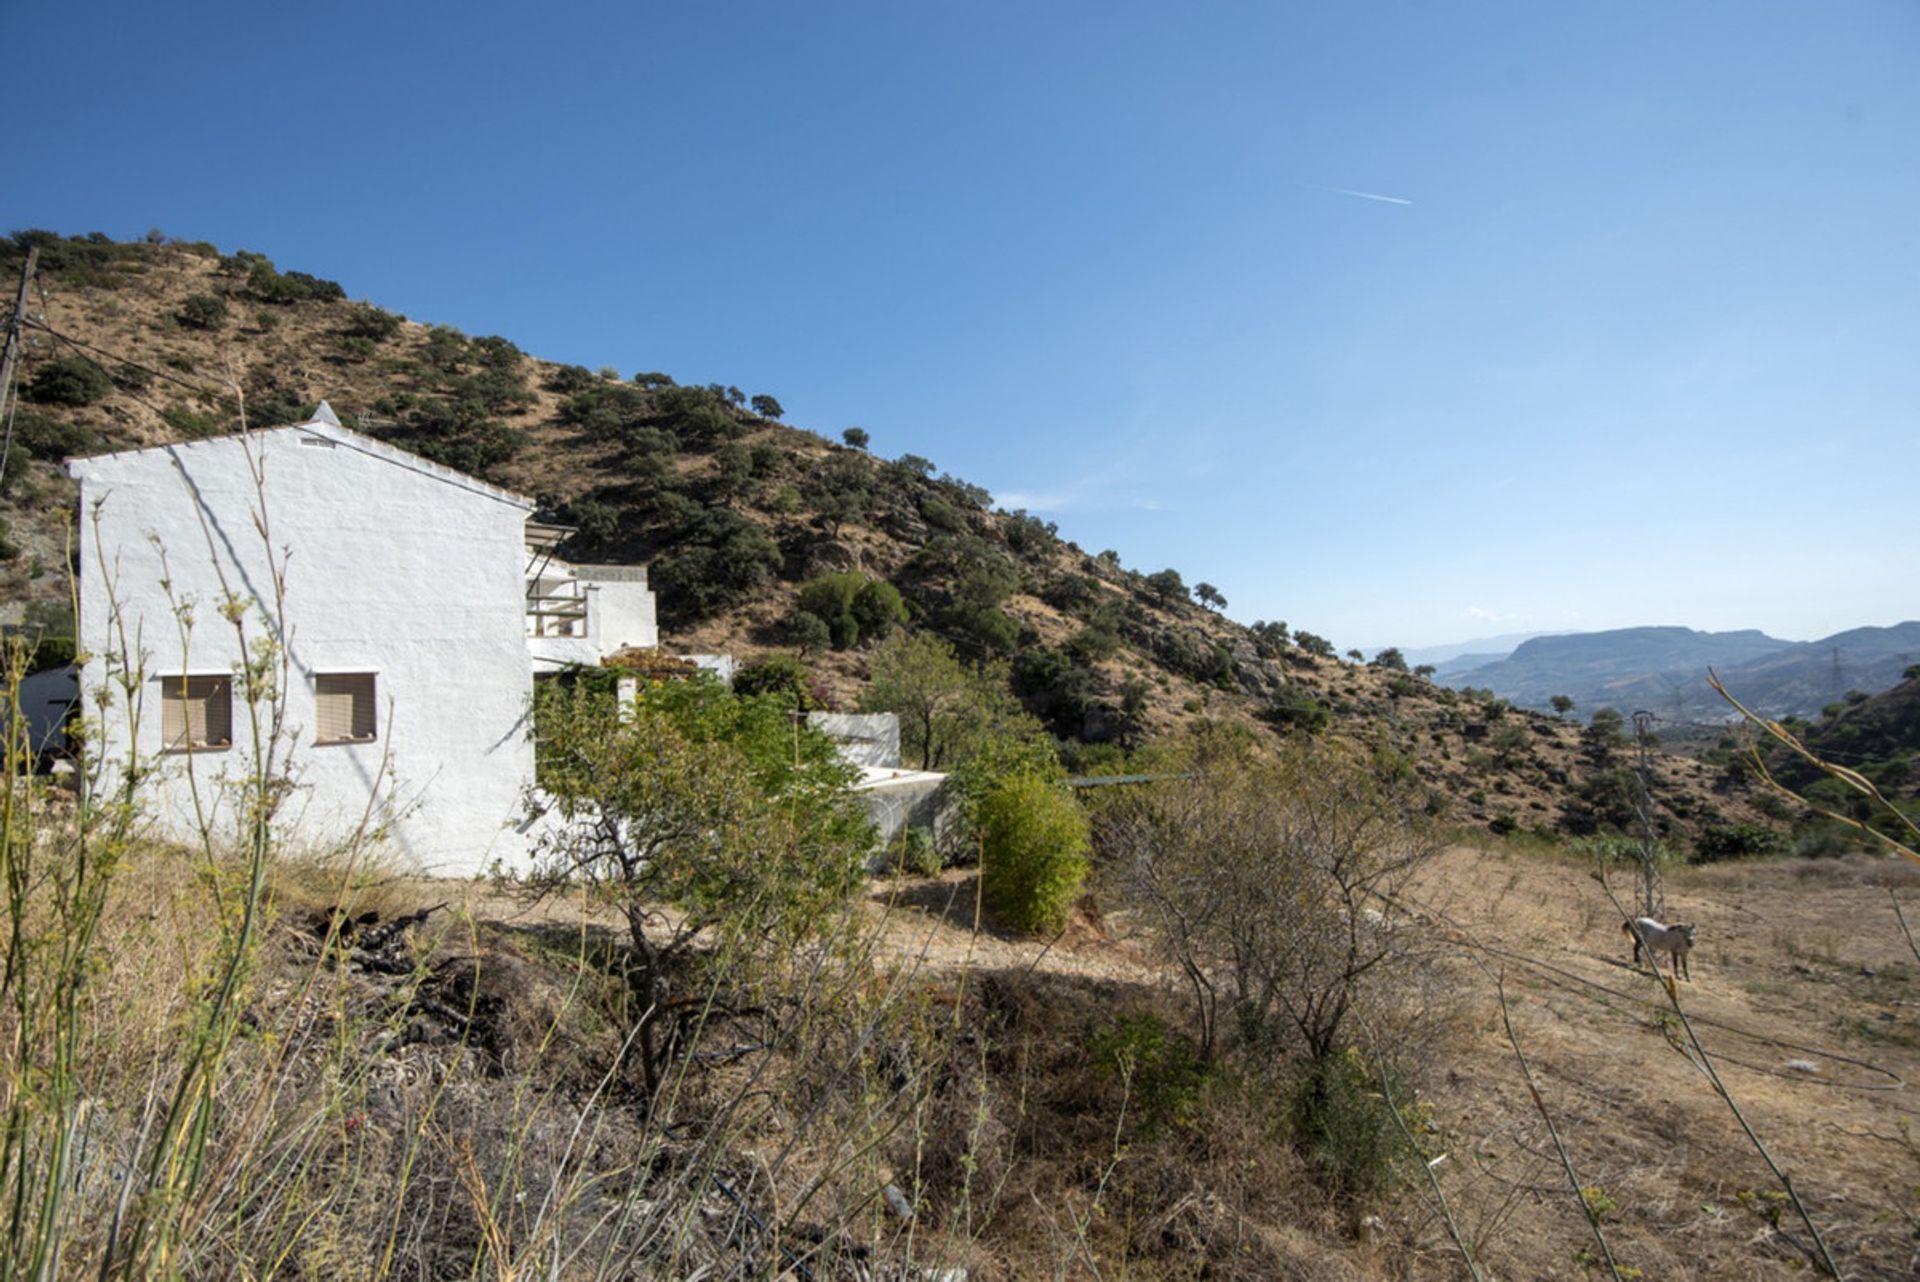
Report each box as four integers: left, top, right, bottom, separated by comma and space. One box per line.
1692, 823, 1786, 863
1088, 1013, 1207, 1133
12, 411, 99, 459
1263, 694, 1330, 735
0, 519, 17, 561
731, 655, 815, 710
779, 611, 833, 653
1285, 1049, 1420, 1202
26, 356, 112, 407
976, 772, 1090, 933
160, 406, 221, 439
884, 826, 943, 877
177, 293, 228, 330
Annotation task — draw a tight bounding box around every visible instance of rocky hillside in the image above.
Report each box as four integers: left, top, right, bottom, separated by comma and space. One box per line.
0, 232, 1781, 845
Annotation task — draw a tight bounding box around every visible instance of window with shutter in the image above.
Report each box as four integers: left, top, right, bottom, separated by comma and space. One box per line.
314, 673, 378, 744
160, 676, 232, 751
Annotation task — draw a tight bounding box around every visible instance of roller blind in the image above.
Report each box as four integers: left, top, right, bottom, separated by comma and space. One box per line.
161, 676, 232, 750
315, 673, 377, 744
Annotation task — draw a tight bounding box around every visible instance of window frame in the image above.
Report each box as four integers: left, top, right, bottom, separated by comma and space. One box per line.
159, 674, 234, 753
313, 671, 379, 746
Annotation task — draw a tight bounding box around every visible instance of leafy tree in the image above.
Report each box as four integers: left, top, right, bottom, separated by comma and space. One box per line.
525, 677, 871, 1097
1413, 664, 1436, 680
651, 508, 781, 620
1371, 647, 1408, 672
1346, 649, 1365, 663
841, 426, 869, 449
1550, 694, 1576, 719
858, 632, 1040, 770
26, 356, 112, 407
1193, 582, 1227, 611
1144, 568, 1187, 607
977, 772, 1090, 933
1294, 631, 1336, 659
731, 654, 816, 710
751, 393, 784, 419
1010, 646, 1094, 737
1585, 707, 1628, 761
806, 452, 873, 538
177, 293, 228, 330
791, 572, 906, 650
780, 610, 833, 653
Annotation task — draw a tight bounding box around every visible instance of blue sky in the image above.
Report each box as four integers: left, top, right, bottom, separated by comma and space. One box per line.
7, 1, 1916, 649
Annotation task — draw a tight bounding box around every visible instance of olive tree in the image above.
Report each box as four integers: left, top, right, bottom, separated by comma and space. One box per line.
523, 676, 873, 1098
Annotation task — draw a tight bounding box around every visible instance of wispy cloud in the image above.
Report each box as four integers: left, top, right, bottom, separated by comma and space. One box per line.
1463, 605, 1512, 623
1322, 185, 1413, 206
995, 490, 1072, 512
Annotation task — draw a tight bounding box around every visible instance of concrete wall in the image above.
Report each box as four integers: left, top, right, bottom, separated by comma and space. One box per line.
71, 420, 538, 875
577, 565, 658, 654
808, 712, 902, 768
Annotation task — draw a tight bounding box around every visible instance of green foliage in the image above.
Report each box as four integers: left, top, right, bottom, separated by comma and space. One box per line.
790, 572, 908, 651
1285, 1049, 1420, 1202
1088, 1013, 1208, 1133
919, 495, 964, 532
1371, 646, 1408, 672
1262, 693, 1331, 735
243, 256, 344, 303
805, 451, 873, 536
0, 518, 17, 561
883, 825, 943, 876
731, 655, 816, 710
1002, 510, 1059, 562
1294, 630, 1335, 659
750, 393, 783, 419
859, 631, 1043, 771
177, 293, 228, 330
1010, 646, 1093, 736
976, 771, 1090, 934
1693, 823, 1787, 863
779, 610, 833, 653
651, 507, 781, 621
11, 410, 99, 459
160, 406, 221, 439
841, 426, 869, 449
26, 356, 112, 406
341, 303, 403, 342
1144, 567, 1187, 607
1550, 693, 1576, 718
1193, 582, 1227, 610
632, 371, 676, 390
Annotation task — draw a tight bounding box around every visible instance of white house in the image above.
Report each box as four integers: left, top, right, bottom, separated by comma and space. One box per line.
69, 405, 658, 875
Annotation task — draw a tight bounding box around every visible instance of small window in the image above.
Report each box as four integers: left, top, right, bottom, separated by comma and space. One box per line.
161, 675, 232, 751
314, 673, 378, 745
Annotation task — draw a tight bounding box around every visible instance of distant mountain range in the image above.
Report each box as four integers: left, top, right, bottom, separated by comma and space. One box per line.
1436, 622, 1920, 722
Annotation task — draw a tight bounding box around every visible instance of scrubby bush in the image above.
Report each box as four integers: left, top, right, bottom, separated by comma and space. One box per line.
177, 293, 228, 330
976, 771, 1091, 933
841, 426, 868, 449
790, 572, 908, 651
731, 654, 816, 709
12, 410, 99, 458
26, 356, 112, 407
1693, 823, 1786, 863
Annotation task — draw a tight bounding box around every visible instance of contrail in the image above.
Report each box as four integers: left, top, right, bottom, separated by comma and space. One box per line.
1324, 186, 1412, 206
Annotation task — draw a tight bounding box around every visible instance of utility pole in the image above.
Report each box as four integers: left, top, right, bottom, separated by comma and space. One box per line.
0, 246, 40, 421
1630, 709, 1662, 919
0, 247, 40, 494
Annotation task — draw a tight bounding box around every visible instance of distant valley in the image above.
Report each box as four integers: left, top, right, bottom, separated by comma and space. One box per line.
1430, 622, 1920, 722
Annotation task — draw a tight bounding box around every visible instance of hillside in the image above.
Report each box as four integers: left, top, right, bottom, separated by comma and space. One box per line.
0, 231, 1781, 845
1446, 623, 1920, 723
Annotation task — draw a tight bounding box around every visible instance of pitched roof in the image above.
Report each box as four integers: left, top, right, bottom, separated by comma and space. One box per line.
66, 402, 536, 512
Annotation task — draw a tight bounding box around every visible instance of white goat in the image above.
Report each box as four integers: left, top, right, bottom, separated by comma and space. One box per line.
1622, 916, 1696, 981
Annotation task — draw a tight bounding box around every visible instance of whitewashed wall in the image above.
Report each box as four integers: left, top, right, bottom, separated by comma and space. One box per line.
71, 419, 538, 875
